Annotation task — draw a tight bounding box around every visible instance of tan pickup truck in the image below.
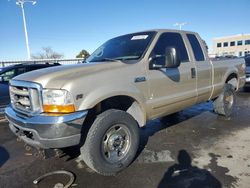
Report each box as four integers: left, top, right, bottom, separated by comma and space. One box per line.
5, 29, 246, 175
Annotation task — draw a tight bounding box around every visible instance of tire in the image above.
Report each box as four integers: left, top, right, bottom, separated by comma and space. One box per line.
213, 83, 235, 117
80, 109, 139, 176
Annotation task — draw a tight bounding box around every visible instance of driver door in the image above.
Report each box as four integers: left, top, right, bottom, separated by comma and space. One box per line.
146, 32, 197, 119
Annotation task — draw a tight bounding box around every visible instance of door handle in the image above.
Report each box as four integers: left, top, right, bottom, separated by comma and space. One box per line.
191, 68, 196, 78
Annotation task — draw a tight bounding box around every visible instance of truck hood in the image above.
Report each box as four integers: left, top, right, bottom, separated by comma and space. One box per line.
13, 62, 125, 88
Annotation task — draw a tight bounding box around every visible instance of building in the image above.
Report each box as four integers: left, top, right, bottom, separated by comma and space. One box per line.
212, 34, 250, 57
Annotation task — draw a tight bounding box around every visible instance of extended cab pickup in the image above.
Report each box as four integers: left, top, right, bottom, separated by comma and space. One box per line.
5, 29, 246, 175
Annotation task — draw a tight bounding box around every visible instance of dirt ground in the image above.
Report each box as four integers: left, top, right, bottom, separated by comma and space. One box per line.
0, 90, 250, 188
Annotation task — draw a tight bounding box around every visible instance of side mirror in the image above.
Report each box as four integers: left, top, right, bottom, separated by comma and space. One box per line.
150, 47, 181, 69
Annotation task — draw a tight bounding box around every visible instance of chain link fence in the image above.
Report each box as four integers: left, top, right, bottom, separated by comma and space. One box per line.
0, 58, 85, 68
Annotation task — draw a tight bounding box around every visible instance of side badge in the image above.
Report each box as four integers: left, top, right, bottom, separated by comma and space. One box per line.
76, 94, 83, 100
134, 77, 146, 83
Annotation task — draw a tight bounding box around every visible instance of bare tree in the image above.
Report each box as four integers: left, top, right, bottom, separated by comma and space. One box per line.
31, 47, 64, 59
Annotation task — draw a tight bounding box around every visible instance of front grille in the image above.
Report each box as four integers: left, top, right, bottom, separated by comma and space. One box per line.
9, 80, 42, 115
10, 86, 30, 111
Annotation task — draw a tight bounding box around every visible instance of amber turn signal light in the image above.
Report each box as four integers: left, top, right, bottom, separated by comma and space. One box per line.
43, 104, 75, 113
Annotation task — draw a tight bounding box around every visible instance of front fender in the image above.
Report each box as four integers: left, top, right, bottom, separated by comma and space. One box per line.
77, 84, 147, 121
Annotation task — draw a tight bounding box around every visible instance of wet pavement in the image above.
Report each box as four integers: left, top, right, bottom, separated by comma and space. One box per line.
0, 90, 250, 188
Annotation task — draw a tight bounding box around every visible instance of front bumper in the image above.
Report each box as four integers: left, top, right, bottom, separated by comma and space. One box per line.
5, 106, 88, 149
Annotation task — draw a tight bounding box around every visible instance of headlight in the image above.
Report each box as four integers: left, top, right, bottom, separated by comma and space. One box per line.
42, 89, 75, 113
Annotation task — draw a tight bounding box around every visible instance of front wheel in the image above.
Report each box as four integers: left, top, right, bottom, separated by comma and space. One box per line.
213, 84, 235, 117
80, 109, 139, 176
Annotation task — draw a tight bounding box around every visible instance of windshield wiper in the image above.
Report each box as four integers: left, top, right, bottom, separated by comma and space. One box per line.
104, 58, 122, 62
90, 56, 140, 63
114, 56, 141, 61
92, 58, 122, 62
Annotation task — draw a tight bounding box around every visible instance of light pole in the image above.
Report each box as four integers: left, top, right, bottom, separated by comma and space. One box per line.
174, 22, 187, 30
16, 0, 36, 60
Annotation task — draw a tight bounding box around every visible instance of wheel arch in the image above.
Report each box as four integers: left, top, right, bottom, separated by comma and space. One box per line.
85, 95, 146, 127
225, 72, 238, 90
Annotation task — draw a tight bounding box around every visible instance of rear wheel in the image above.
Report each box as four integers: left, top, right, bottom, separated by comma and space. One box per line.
213, 83, 235, 117
80, 109, 139, 176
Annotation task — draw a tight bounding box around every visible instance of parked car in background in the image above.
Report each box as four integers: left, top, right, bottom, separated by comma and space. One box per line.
0, 63, 60, 113
245, 55, 250, 88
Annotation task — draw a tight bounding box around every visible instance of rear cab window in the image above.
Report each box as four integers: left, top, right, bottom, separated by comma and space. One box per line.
186, 34, 205, 61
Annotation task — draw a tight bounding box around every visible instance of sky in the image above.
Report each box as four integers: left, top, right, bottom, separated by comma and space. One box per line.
0, 0, 249, 61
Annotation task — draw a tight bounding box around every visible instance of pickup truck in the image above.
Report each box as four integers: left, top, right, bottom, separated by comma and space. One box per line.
5, 29, 246, 176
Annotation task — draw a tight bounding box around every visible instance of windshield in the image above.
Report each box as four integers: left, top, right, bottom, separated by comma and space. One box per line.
87, 32, 156, 62
0, 69, 15, 82
0, 67, 7, 74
